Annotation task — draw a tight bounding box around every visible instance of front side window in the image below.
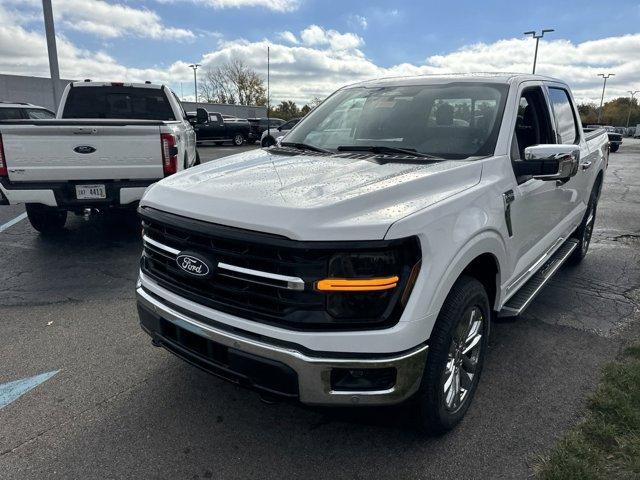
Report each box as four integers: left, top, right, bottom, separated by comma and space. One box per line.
285, 82, 509, 159
548, 87, 578, 144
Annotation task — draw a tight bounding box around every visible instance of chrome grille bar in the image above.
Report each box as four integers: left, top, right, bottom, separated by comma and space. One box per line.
142, 235, 305, 291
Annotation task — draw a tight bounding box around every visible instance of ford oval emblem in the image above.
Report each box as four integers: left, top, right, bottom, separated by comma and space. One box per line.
176, 253, 212, 277
74, 145, 96, 154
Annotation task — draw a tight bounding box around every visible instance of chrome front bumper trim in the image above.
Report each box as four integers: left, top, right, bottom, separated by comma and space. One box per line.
137, 287, 428, 406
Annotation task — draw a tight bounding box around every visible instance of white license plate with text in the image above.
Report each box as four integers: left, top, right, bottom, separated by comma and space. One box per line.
75, 184, 106, 200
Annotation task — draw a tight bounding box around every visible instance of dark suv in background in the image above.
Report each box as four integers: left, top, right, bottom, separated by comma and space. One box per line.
247, 117, 285, 143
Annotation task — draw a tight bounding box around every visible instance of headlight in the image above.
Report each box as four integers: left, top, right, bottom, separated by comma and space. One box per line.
314, 238, 421, 326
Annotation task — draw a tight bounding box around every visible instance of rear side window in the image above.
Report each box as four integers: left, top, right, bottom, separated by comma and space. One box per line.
25, 108, 55, 119
548, 87, 578, 144
0, 108, 22, 119
62, 87, 175, 120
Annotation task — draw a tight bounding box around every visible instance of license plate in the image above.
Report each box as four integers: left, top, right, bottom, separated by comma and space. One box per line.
75, 184, 106, 200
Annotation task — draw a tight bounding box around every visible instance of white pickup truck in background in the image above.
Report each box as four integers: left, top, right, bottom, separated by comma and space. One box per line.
136, 74, 608, 433
0, 81, 197, 233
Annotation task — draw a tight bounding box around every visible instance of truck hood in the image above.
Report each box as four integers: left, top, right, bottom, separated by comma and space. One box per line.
141, 149, 483, 240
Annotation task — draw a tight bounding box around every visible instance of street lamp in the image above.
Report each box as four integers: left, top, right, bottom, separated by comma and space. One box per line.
597, 73, 615, 123
524, 29, 554, 74
188, 64, 201, 105
626, 90, 639, 128
42, 0, 61, 109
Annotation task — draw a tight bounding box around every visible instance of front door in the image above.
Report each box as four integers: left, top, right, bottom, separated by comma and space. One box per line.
506, 83, 567, 288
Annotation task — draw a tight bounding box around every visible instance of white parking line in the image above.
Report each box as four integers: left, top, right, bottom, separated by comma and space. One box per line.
0, 212, 27, 233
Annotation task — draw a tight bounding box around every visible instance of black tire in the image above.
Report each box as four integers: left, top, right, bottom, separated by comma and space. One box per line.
194, 150, 201, 166
26, 204, 67, 234
233, 133, 245, 146
414, 276, 490, 434
568, 178, 600, 265
214, 141, 223, 146
610, 144, 619, 153
262, 136, 275, 148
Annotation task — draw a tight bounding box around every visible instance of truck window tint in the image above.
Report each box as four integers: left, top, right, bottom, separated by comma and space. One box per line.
25, 108, 55, 119
512, 87, 554, 160
62, 87, 175, 120
548, 88, 578, 144
286, 83, 509, 159
0, 108, 22, 119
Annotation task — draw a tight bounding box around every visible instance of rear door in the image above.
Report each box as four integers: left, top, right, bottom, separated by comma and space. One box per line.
2, 122, 164, 182
545, 83, 591, 232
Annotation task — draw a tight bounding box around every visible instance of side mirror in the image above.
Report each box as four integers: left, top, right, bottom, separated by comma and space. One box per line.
196, 108, 208, 124
277, 126, 282, 132
523, 144, 580, 181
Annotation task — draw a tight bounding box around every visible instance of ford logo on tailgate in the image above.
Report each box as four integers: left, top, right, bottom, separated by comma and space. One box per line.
176, 253, 212, 277
73, 145, 96, 154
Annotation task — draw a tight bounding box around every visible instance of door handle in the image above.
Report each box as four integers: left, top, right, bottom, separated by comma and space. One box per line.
580, 161, 592, 170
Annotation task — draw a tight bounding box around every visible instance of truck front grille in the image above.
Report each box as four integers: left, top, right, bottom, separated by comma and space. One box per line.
138, 207, 416, 331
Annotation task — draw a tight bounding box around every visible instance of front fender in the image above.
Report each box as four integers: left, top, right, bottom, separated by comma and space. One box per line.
426, 230, 507, 317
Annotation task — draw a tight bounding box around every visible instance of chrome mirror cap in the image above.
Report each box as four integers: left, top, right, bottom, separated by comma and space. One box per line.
524, 144, 580, 181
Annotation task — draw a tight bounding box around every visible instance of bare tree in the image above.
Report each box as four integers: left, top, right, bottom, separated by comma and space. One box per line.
199, 58, 266, 106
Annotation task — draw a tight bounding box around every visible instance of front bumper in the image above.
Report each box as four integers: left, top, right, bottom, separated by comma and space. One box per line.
136, 286, 428, 406
0, 178, 155, 208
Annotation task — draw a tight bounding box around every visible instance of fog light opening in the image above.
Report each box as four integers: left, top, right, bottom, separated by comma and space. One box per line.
330, 367, 397, 392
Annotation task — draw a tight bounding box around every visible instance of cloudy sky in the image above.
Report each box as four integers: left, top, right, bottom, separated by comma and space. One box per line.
1, 0, 639, 105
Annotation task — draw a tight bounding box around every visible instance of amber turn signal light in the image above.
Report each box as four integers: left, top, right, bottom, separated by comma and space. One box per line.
315, 276, 400, 292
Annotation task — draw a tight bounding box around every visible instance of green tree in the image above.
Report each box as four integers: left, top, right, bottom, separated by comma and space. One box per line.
578, 97, 640, 127
268, 100, 300, 120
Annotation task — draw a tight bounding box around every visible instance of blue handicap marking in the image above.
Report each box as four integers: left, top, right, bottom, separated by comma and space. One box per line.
0, 370, 59, 409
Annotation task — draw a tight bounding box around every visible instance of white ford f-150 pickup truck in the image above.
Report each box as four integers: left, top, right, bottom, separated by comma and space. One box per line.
135, 74, 608, 432
0, 81, 197, 233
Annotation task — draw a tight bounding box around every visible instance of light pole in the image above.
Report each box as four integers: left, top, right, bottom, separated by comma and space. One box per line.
188, 64, 201, 105
42, 0, 61, 109
524, 29, 554, 74
626, 90, 639, 128
597, 73, 615, 123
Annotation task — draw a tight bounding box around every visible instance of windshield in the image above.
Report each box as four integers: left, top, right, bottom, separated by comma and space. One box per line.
62, 86, 175, 120
285, 82, 509, 159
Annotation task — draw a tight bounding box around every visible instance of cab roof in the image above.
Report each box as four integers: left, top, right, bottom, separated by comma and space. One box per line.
346, 73, 564, 89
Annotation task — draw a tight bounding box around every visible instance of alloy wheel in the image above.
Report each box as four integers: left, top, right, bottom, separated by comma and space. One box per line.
442, 306, 484, 412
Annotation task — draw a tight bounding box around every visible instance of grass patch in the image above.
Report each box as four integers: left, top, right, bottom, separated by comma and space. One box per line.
536, 344, 640, 479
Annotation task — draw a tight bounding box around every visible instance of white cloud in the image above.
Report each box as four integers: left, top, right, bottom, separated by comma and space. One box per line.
156, 0, 300, 12
300, 25, 363, 51
278, 31, 298, 44
5, 0, 194, 40
348, 14, 368, 30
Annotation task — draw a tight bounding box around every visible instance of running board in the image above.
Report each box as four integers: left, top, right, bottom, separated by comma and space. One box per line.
499, 239, 578, 317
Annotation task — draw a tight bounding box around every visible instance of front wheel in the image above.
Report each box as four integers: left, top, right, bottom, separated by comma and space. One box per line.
233, 134, 245, 146
414, 276, 490, 434
610, 143, 619, 153
26, 204, 67, 234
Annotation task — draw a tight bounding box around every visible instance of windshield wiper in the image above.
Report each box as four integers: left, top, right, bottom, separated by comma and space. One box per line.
280, 141, 332, 153
336, 145, 440, 159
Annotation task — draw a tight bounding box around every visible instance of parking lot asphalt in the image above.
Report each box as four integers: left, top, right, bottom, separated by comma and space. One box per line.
1, 141, 639, 479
